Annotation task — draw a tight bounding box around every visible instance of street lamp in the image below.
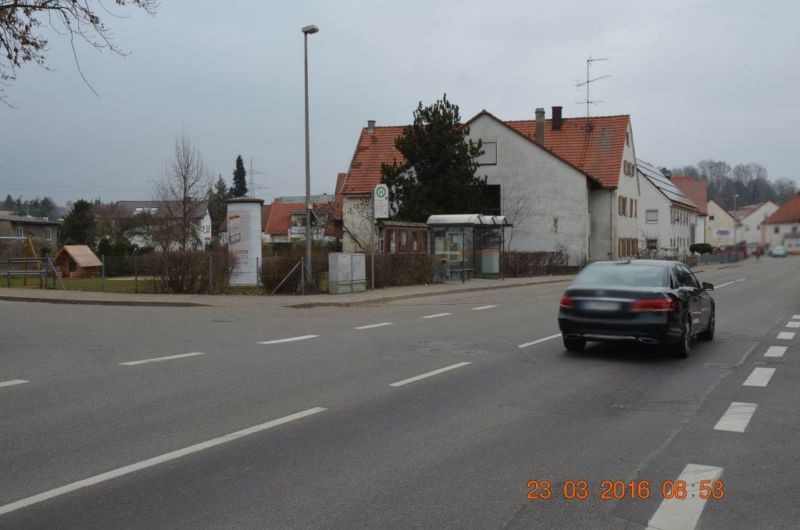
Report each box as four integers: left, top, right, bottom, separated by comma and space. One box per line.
302, 24, 318, 288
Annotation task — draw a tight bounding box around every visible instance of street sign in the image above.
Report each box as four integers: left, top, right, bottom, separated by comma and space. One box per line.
374, 184, 389, 219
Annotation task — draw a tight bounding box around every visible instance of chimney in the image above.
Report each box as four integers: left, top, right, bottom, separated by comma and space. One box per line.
367, 120, 376, 133
535, 108, 545, 145
551, 106, 563, 131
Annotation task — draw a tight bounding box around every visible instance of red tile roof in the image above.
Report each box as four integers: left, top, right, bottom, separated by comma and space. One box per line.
764, 194, 800, 224
330, 172, 347, 221
261, 204, 272, 232
341, 112, 629, 195
672, 176, 709, 215
265, 199, 331, 235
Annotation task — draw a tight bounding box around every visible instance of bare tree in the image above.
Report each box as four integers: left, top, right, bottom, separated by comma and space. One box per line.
500, 181, 534, 250
0, 1, 158, 103
773, 178, 798, 204
152, 132, 209, 251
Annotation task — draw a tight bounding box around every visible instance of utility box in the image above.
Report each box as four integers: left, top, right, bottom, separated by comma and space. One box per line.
328, 253, 366, 294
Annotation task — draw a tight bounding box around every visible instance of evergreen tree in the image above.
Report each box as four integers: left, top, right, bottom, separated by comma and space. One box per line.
381, 94, 487, 222
60, 199, 96, 245
231, 155, 248, 197
208, 175, 230, 236
2, 194, 14, 210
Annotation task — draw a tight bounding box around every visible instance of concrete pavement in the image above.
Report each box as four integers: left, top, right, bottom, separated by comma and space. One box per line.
0, 255, 795, 528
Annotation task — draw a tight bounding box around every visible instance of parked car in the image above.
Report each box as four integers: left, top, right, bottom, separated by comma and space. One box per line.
558, 260, 715, 358
770, 245, 788, 257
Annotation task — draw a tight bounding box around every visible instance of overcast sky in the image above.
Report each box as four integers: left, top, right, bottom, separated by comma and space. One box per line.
2, 0, 798, 206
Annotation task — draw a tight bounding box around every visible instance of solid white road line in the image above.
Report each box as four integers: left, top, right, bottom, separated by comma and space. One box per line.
714, 402, 758, 432
421, 313, 452, 319
120, 352, 205, 366
714, 278, 745, 289
777, 331, 796, 340
472, 305, 497, 311
0, 407, 327, 517
390, 362, 471, 387
764, 346, 788, 358
518, 333, 562, 349
354, 323, 393, 330
258, 335, 319, 345
786, 321, 800, 329
646, 463, 724, 530
742, 367, 776, 387
0, 379, 29, 389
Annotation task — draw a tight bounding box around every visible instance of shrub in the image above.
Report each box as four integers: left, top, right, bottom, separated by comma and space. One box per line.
260, 256, 329, 293
689, 243, 713, 255
502, 251, 570, 277
143, 248, 234, 294
365, 254, 434, 288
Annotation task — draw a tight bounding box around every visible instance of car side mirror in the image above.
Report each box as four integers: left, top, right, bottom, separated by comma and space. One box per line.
702, 282, 714, 291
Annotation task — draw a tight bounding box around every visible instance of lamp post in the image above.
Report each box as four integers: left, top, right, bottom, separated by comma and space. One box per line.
302, 24, 319, 287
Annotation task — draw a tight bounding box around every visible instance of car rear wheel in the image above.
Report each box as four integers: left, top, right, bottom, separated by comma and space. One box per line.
699, 306, 715, 341
563, 337, 586, 352
672, 315, 692, 358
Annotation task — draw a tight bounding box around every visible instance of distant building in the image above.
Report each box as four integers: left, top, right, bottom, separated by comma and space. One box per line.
263, 198, 332, 244
705, 199, 738, 247
763, 194, 800, 251
729, 201, 779, 251
0, 214, 60, 246
672, 176, 708, 245
114, 200, 212, 251
53, 245, 102, 278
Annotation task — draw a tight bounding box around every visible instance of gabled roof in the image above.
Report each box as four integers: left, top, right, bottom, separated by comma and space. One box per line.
330, 172, 347, 221
764, 194, 800, 224
672, 176, 709, 215
729, 201, 779, 222
55, 245, 102, 268
707, 198, 736, 221
0, 214, 61, 225
504, 114, 630, 188
115, 200, 209, 220
341, 111, 629, 195
261, 204, 272, 232
637, 160, 698, 212
264, 199, 329, 235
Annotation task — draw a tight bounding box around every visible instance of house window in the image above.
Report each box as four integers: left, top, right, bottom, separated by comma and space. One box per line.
16, 227, 23, 238
626, 132, 631, 146
485, 185, 501, 216
645, 209, 659, 224
709, 215, 715, 221
476, 142, 497, 166
775, 227, 779, 234
646, 239, 657, 250
46, 227, 52, 241
412, 231, 419, 251
400, 231, 407, 251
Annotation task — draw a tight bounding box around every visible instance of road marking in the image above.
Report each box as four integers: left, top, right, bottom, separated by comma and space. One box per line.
0, 379, 29, 389
120, 352, 205, 366
0, 407, 327, 517
714, 402, 757, 432
792, 315, 800, 320
764, 346, 787, 358
714, 278, 745, 289
258, 335, 319, 345
742, 367, 775, 387
421, 313, 452, 319
786, 321, 800, 329
390, 362, 471, 387
472, 305, 497, 311
354, 322, 393, 330
518, 333, 562, 349
646, 463, 724, 530
777, 331, 796, 340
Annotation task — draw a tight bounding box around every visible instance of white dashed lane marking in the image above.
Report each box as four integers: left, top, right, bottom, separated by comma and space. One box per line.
714, 278, 745, 289
785, 321, 800, 329
518, 333, 562, 349
714, 402, 758, 432
0, 380, 29, 389
389, 362, 471, 387
421, 313, 452, 319
0, 407, 327, 516
742, 367, 775, 387
120, 352, 205, 366
472, 305, 497, 311
777, 331, 796, 340
793, 315, 800, 320
354, 323, 393, 330
646, 464, 724, 530
764, 346, 787, 358
258, 335, 319, 345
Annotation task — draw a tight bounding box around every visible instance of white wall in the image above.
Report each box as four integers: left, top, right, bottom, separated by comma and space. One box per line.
615, 123, 640, 250
766, 222, 800, 248
705, 201, 737, 247
466, 115, 591, 265
739, 202, 779, 249
589, 190, 613, 261
637, 177, 696, 257
342, 195, 372, 253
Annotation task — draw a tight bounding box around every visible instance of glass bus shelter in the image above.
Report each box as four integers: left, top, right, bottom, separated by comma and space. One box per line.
426, 214, 510, 281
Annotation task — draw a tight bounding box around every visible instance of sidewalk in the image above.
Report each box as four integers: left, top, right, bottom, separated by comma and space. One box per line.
0, 275, 575, 309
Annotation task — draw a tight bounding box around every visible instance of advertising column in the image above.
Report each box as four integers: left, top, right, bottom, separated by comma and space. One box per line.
225, 197, 264, 286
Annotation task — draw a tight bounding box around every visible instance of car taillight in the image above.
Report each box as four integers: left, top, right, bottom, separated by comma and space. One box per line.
631, 297, 676, 312
560, 295, 573, 308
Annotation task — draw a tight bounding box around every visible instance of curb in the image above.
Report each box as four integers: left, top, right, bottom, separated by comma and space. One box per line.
286, 277, 573, 308
0, 295, 207, 308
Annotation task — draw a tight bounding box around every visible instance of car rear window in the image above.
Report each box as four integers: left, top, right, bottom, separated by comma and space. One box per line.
573, 263, 668, 288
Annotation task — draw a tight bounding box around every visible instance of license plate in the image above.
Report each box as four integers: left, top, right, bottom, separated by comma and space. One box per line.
582, 301, 621, 311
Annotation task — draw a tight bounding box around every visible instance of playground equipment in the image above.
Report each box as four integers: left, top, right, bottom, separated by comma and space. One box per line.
0, 236, 63, 289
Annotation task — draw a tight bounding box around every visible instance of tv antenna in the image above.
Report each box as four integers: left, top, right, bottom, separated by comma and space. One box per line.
575, 56, 610, 117
249, 158, 268, 199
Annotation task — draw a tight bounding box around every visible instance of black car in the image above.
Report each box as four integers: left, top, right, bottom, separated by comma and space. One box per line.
557, 260, 715, 357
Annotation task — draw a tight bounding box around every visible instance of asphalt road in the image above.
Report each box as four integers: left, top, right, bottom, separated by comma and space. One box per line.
0, 256, 798, 529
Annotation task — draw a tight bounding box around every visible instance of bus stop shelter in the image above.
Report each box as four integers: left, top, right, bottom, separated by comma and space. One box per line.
426, 214, 510, 281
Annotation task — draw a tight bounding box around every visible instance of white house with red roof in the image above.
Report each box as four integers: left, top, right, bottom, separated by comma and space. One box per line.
337, 106, 641, 263
672, 176, 708, 245
763, 194, 800, 252
636, 160, 701, 258
729, 201, 779, 251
